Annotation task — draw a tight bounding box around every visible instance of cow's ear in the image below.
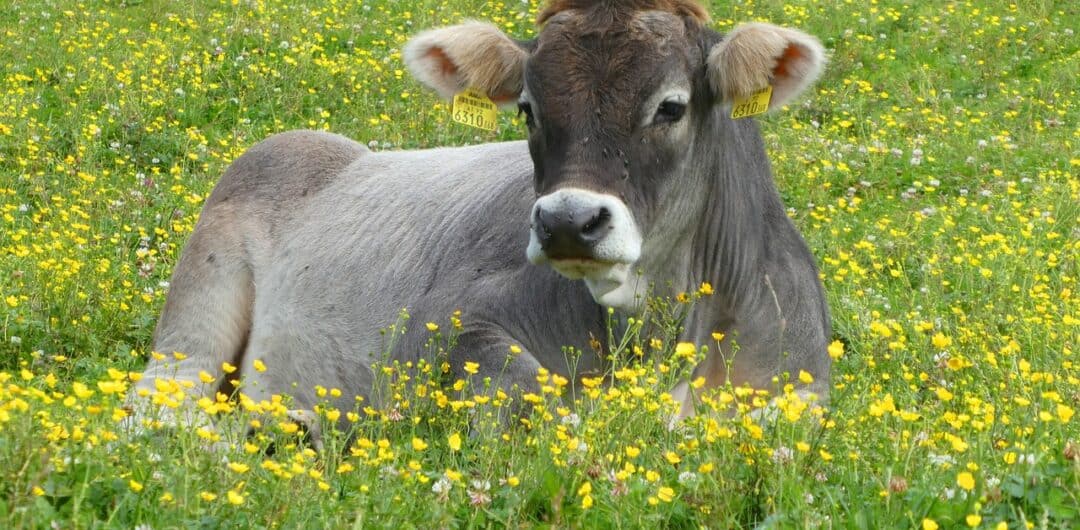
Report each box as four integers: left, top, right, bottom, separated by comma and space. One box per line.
706, 22, 825, 111
403, 21, 528, 107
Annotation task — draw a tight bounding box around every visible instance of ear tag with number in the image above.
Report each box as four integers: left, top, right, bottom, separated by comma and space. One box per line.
731, 85, 773, 119
452, 88, 499, 131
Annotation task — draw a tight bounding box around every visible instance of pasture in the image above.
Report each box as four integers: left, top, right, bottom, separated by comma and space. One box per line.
1, 0, 1077, 527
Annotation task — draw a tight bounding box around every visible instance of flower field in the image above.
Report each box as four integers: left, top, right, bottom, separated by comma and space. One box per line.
0, 0, 1077, 527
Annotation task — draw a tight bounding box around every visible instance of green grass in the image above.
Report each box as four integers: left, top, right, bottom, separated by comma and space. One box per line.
1, 0, 1078, 527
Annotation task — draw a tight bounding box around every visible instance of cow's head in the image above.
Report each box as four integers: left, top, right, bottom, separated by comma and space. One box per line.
405, 0, 824, 308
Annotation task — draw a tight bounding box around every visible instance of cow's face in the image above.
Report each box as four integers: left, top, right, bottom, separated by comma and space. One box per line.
405, 2, 824, 308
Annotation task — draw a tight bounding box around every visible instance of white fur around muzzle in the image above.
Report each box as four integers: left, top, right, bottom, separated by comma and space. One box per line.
526, 188, 645, 308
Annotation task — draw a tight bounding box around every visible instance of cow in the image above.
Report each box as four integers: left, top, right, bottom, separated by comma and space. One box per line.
127, 0, 831, 434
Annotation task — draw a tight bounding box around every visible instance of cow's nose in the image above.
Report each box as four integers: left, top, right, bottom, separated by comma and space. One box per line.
534, 205, 613, 260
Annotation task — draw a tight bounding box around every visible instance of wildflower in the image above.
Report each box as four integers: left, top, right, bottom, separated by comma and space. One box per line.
956, 471, 975, 491
966, 514, 982, 527
827, 340, 844, 360
426, 322, 439, 332
448, 432, 462, 451
129, 480, 143, 493
657, 486, 675, 502
698, 282, 713, 295
432, 477, 452, 497
674, 342, 696, 359
252, 359, 267, 372
463, 362, 479, 375
226, 490, 244, 505
227, 462, 250, 474
200, 492, 217, 502
932, 332, 952, 349
922, 519, 938, 530
798, 370, 814, 384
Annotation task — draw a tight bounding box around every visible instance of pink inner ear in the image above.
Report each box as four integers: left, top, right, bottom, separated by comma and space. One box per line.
488, 91, 517, 105
772, 44, 805, 79
425, 47, 458, 77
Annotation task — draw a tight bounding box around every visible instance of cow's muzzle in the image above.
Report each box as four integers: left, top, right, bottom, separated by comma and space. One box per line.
526, 188, 642, 284
533, 203, 612, 260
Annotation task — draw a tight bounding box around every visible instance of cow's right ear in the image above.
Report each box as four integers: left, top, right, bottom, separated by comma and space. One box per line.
403, 21, 528, 107
706, 22, 825, 111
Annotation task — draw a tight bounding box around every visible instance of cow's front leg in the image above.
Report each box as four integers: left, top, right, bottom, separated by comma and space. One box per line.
450, 324, 547, 431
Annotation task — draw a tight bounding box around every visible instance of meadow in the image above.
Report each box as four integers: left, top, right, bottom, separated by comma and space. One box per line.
1, 0, 1077, 527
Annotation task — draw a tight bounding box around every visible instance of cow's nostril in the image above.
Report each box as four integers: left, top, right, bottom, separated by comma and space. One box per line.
581, 207, 611, 238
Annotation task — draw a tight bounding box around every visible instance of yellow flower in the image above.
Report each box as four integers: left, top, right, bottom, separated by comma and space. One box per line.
198, 371, 216, 384
222, 362, 237, 374
577, 481, 592, 496
932, 332, 952, 349
412, 437, 428, 451
72, 382, 95, 399
698, 282, 713, 295
956, 471, 975, 491
200, 492, 217, 502
934, 387, 954, 401
674, 342, 696, 359
665, 451, 681, 464
922, 519, 938, 530
798, 370, 814, 384
97, 380, 127, 394
625, 446, 641, 458
252, 359, 267, 372
507, 476, 520, 487
657, 486, 675, 502
827, 340, 844, 360
582, 494, 593, 509
1057, 404, 1074, 422
448, 432, 462, 452
226, 490, 244, 505
509, 344, 522, 354
425, 322, 439, 332
228, 462, 250, 474
463, 361, 479, 375
129, 480, 143, 493
966, 514, 982, 527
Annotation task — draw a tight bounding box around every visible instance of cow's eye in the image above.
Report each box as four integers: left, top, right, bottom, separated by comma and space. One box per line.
517, 101, 535, 128
654, 100, 686, 125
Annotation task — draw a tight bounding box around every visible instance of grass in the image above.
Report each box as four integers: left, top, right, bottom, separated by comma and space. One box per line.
1, 0, 1077, 527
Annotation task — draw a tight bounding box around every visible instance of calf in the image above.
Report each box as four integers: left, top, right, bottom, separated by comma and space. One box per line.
130, 0, 830, 429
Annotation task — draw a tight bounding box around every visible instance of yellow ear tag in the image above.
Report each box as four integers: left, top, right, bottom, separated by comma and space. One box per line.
731, 85, 773, 119
453, 88, 499, 131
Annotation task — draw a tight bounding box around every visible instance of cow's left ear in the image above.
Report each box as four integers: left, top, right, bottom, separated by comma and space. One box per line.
403, 21, 528, 107
706, 22, 825, 111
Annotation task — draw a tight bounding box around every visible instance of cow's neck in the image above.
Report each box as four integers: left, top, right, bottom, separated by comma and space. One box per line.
650, 114, 776, 339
